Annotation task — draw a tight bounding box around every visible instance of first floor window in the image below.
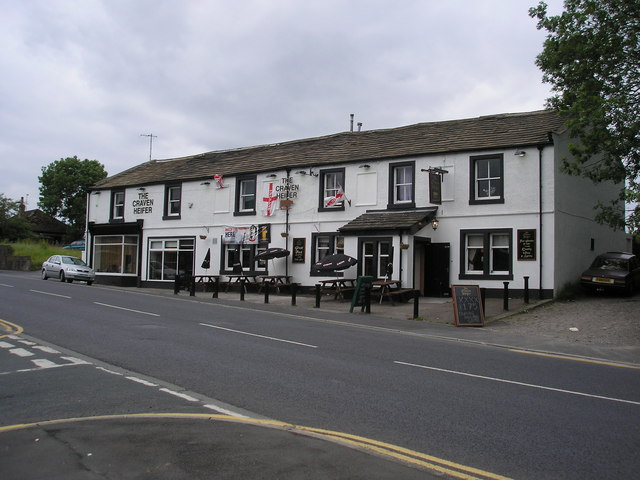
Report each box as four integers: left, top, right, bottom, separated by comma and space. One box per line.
148, 238, 194, 281
470, 154, 504, 204
235, 176, 257, 215
319, 168, 345, 211
388, 162, 415, 208
460, 229, 512, 280
164, 184, 182, 218
94, 235, 139, 275
111, 191, 125, 220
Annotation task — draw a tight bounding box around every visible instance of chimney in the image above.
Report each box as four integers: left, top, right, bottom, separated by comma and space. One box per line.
357, 122, 362, 132
350, 114, 354, 132
19, 197, 26, 214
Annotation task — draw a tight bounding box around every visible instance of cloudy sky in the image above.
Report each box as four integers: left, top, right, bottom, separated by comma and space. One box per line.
1, 0, 564, 209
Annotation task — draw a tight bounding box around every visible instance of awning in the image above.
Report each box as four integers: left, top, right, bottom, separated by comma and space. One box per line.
338, 207, 437, 235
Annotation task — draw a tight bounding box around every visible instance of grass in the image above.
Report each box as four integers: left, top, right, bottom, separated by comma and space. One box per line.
0, 240, 81, 270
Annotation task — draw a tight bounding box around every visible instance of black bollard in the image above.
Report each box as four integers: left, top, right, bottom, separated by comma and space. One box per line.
240, 279, 245, 301
291, 283, 297, 306
264, 282, 270, 304
174, 274, 181, 295
315, 284, 321, 308
523, 276, 530, 304
503, 282, 510, 311
480, 288, 486, 317
364, 286, 371, 314
212, 277, 219, 299
189, 275, 196, 297
413, 290, 419, 319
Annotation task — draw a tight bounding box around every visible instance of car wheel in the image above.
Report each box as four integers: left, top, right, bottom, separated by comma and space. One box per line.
59, 271, 65, 282
42, 269, 48, 280
67, 278, 73, 283
87, 281, 93, 286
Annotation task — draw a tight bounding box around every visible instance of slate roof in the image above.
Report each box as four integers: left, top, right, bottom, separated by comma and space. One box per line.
338, 208, 438, 234
93, 110, 564, 190
23, 209, 69, 235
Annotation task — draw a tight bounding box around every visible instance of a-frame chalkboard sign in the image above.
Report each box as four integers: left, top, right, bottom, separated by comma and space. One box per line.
350, 276, 374, 312
451, 284, 484, 327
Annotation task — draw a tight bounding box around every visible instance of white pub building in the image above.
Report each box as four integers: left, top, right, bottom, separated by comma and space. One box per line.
86, 110, 630, 298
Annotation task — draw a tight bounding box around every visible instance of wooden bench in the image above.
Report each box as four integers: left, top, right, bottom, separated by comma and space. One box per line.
372, 288, 414, 305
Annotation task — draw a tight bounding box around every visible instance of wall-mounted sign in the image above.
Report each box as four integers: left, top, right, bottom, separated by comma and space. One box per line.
292, 237, 306, 263
517, 229, 537, 261
429, 171, 442, 205
132, 191, 154, 215
275, 177, 299, 200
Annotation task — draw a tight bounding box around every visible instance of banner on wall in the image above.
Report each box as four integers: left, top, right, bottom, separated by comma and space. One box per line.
223, 224, 270, 245
263, 182, 278, 217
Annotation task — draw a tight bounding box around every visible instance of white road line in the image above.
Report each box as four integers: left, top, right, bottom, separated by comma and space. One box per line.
395, 361, 640, 406
60, 356, 91, 365
30, 289, 72, 299
159, 388, 199, 402
9, 348, 33, 357
200, 323, 318, 349
33, 346, 61, 354
203, 404, 249, 418
94, 302, 160, 317
126, 376, 158, 387
0, 341, 14, 348
32, 359, 60, 369
96, 367, 123, 375
17, 340, 36, 346
0, 283, 14, 287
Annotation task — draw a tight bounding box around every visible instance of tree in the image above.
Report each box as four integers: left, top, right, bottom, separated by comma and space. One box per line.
529, 0, 640, 232
0, 194, 33, 241
38, 156, 108, 238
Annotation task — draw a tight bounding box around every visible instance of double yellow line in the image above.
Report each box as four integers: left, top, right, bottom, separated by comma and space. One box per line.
1, 413, 512, 480
0, 318, 23, 338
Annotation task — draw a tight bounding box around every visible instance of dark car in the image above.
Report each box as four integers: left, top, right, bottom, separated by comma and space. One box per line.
580, 252, 640, 296
63, 240, 85, 250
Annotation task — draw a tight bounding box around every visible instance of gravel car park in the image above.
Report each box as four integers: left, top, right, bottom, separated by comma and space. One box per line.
42, 255, 95, 285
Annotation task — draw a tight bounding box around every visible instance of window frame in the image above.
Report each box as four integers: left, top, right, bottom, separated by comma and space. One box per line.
163, 183, 182, 220
459, 228, 513, 280
469, 154, 504, 205
93, 234, 139, 276
310, 232, 345, 276
387, 161, 416, 209
318, 168, 346, 212
219, 243, 268, 274
110, 190, 125, 222
357, 237, 393, 279
234, 175, 257, 216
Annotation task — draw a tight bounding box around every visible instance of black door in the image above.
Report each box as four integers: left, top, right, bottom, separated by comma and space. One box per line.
424, 243, 450, 296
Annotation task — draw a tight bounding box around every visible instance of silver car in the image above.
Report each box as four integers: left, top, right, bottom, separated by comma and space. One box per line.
42, 255, 95, 285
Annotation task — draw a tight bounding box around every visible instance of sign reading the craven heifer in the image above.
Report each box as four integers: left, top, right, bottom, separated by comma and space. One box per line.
132, 191, 154, 215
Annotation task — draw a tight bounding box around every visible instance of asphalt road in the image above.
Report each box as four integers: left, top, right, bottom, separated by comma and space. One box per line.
1, 271, 639, 479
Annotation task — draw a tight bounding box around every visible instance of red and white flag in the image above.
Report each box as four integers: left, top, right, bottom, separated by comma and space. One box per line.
324, 186, 345, 207
213, 175, 225, 189
263, 182, 278, 216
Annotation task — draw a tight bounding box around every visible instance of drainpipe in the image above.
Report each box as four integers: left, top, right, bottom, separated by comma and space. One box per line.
538, 145, 544, 299
285, 168, 291, 278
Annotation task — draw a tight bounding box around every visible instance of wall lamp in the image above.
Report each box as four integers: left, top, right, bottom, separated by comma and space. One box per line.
266, 173, 278, 179
514, 149, 526, 157
92, 191, 101, 195
359, 164, 371, 169
431, 218, 439, 230
200, 181, 211, 185
296, 168, 318, 177
137, 187, 146, 191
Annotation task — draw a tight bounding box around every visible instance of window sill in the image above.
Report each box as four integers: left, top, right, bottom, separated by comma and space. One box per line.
162, 215, 181, 220
233, 211, 256, 217
459, 273, 513, 281
386, 202, 416, 210
469, 198, 504, 205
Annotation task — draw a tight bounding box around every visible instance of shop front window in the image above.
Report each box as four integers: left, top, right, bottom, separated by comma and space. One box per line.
148, 238, 194, 281
94, 235, 139, 275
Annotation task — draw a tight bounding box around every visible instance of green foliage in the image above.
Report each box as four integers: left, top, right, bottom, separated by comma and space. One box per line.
0, 194, 34, 241
0, 240, 80, 270
38, 156, 107, 238
530, 0, 640, 232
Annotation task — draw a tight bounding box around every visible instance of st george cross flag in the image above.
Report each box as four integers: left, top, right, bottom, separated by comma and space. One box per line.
263, 182, 278, 216
324, 186, 345, 207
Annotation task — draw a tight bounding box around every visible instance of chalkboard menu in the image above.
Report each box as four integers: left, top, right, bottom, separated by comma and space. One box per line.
451, 284, 484, 327
350, 276, 374, 312
517, 229, 536, 261
292, 238, 306, 263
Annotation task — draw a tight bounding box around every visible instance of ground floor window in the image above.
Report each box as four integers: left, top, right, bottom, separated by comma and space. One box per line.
94, 235, 139, 275
310, 233, 345, 275
221, 243, 267, 273
459, 229, 512, 280
148, 238, 194, 281
358, 237, 393, 279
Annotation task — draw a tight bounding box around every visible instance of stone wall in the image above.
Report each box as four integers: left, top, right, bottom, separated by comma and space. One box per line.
0, 245, 32, 271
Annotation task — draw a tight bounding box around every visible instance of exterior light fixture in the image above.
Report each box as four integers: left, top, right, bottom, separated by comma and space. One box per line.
431, 218, 439, 230
266, 174, 278, 179
296, 170, 307, 175
359, 164, 371, 169
137, 187, 146, 191
514, 149, 526, 157
92, 191, 101, 195
201, 181, 211, 185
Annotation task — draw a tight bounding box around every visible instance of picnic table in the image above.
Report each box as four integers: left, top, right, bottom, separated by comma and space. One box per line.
372, 279, 413, 305
225, 274, 261, 292
191, 275, 221, 292
319, 278, 356, 300
257, 275, 292, 294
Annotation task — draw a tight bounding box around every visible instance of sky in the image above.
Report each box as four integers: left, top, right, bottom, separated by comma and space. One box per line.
1, 0, 565, 210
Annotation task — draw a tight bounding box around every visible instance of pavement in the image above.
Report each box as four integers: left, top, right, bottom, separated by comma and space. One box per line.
2, 277, 638, 480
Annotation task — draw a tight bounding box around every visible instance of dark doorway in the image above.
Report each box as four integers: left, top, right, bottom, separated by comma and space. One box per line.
424, 243, 450, 296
